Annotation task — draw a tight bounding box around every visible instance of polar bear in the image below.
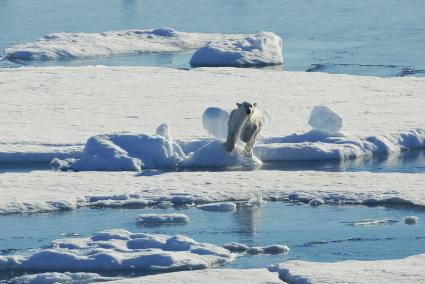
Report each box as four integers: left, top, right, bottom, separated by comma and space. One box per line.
224, 102, 263, 156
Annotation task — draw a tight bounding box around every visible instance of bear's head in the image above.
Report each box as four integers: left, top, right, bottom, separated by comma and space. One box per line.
237, 102, 257, 115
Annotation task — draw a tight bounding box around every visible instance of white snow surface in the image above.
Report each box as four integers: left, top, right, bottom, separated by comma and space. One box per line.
190, 32, 283, 67
1, 67, 425, 213
270, 253, 425, 284
0, 229, 232, 272
109, 268, 282, 284
4, 28, 253, 60
136, 213, 189, 225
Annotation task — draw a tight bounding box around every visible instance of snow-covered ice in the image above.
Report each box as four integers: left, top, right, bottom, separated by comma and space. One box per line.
4, 28, 254, 61
2, 170, 425, 215
5, 272, 117, 284
190, 32, 283, 67
197, 202, 237, 212
1, 67, 425, 213
1, 66, 425, 162
0, 229, 232, 272
269, 253, 425, 284
108, 268, 281, 284
136, 213, 189, 225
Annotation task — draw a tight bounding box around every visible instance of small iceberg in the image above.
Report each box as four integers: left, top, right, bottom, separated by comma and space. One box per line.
190, 32, 283, 67
0, 229, 233, 272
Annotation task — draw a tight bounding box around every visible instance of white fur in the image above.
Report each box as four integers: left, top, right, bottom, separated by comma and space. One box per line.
224, 102, 263, 156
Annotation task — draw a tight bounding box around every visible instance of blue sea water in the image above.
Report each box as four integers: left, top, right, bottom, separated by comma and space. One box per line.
1, 0, 425, 76
0, 203, 424, 280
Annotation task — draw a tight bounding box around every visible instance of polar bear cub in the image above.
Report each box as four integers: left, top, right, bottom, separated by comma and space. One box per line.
224, 102, 263, 156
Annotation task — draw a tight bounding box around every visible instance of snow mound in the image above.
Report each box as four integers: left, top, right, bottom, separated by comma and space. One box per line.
255, 128, 425, 162
197, 202, 237, 212
190, 32, 283, 67
202, 107, 229, 140
4, 28, 253, 60
0, 229, 233, 272
53, 133, 185, 171
7, 272, 116, 284
404, 216, 419, 225
308, 106, 344, 134
269, 253, 425, 284
182, 140, 262, 169
137, 213, 189, 225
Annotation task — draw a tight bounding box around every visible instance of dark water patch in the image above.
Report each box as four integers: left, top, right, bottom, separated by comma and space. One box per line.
306, 63, 425, 77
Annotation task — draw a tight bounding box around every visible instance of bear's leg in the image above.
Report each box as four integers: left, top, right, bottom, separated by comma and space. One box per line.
243, 127, 261, 157
224, 129, 237, 152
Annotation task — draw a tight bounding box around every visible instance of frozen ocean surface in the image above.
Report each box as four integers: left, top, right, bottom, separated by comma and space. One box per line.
1, 0, 425, 76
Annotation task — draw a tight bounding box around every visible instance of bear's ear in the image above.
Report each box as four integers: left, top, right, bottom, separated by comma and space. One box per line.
253, 103, 257, 107
236, 103, 241, 108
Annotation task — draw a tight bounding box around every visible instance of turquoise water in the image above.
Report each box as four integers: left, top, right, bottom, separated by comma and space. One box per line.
0, 202, 424, 279
1, 0, 425, 76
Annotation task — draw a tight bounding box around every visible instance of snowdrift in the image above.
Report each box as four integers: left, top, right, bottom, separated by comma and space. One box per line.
190, 32, 283, 67
0, 229, 233, 272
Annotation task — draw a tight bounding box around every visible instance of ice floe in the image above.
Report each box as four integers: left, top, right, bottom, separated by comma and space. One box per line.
1, 67, 425, 214
4, 28, 251, 60
136, 213, 189, 225
269, 253, 425, 284
197, 202, 237, 212
222, 242, 289, 255
0, 229, 233, 272
222, 242, 250, 253
190, 32, 283, 67
5, 272, 117, 284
